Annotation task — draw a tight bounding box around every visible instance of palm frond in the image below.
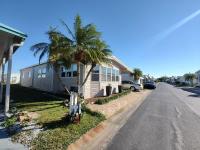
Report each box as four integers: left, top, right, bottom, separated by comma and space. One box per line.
60, 19, 76, 41
30, 43, 49, 61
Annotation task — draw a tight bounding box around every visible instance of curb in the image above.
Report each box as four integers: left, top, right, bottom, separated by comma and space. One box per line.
67, 90, 151, 150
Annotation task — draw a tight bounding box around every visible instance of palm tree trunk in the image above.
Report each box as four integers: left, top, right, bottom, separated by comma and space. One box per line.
80, 64, 96, 88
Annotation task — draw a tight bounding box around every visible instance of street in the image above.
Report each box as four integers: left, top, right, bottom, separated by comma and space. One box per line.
107, 83, 200, 150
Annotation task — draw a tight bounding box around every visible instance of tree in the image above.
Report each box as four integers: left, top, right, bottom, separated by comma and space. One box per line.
156, 76, 168, 82
184, 73, 196, 86
31, 15, 112, 95
133, 68, 143, 81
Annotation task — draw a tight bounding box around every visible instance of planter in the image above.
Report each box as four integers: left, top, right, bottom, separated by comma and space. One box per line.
106, 85, 112, 96
118, 85, 122, 93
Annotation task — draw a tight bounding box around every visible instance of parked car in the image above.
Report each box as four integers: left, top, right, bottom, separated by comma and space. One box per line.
144, 81, 156, 89
121, 80, 142, 91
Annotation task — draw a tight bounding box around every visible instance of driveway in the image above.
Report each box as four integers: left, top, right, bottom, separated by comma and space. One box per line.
107, 83, 200, 150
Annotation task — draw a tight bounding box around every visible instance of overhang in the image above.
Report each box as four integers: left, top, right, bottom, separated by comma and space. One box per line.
110, 55, 133, 73
0, 23, 27, 63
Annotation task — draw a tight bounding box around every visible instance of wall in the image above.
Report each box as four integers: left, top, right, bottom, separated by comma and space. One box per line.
32, 64, 54, 92
121, 73, 133, 81
20, 68, 33, 87
52, 66, 77, 93
84, 63, 122, 99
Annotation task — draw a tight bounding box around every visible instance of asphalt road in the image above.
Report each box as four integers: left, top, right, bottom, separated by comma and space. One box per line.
107, 83, 200, 150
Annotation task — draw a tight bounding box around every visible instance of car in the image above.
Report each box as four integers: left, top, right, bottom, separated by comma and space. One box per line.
144, 81, 156, 89
121, 80, 142, 91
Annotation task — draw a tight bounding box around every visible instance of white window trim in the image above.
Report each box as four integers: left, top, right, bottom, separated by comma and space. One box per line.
60, 65, 77, 78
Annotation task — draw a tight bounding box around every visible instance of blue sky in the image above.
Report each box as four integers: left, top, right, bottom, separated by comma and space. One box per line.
1, 0, 200, 78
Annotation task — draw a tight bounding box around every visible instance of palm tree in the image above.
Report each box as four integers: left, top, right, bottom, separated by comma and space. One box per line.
184, 73, 196, 86
31, 15, 112, 95
133, 68, 143, 82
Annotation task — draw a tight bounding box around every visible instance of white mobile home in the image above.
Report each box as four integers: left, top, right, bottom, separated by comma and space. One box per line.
20, 56, 132, 99
4, 73, 20, 84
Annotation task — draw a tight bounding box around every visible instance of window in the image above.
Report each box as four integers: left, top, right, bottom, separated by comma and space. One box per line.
72, 64, 78, 77
112, 69, 116, 81
107, 68, 111, 81
116, 70, 120, 81
122, 81, 129, 84
22, 72, 25, 79
28, 71, 31, 78
37, 67, 47, 78
91, 65, 99, 81
60, 64, 77, 78
61, 67, 66, 77
101, 66, 107, 81
41, 68, 46, 78
38, 69, 42, 78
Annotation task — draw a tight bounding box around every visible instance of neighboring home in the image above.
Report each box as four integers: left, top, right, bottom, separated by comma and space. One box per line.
195, 70, 200, 86
4, 73, 20, 84
121, 73, 144, 85
143, 75, 154, 83
20, 56, 132, 99
121, 72, 133, 81
169, 76, 176, 84
0, 23, 27, 113
176, 75, 193, 85
177, 76, 186, 83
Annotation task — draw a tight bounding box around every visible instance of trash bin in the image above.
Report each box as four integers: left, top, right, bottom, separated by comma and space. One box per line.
106, 85, 112, 96
118, 85, 122, 93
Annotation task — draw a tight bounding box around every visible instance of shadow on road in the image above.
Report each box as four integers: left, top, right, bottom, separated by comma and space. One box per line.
181, 87, 200, 98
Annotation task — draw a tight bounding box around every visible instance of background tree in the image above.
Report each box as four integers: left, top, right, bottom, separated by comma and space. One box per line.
31, 15, 112, 95
156, 76, 168, 82
184, 73, 196, 86
133, 68, 143, 82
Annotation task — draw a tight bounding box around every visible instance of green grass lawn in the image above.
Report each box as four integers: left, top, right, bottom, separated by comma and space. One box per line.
8, 85, 105, 150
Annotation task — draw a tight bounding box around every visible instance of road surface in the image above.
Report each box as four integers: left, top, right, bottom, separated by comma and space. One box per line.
107, 83, 200, 150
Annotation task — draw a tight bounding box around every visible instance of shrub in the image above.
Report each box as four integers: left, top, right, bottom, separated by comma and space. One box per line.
95, 90, 131, 105
1, 116, 17, 128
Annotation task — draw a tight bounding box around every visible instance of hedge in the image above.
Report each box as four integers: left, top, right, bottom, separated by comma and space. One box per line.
94, 90, 131, 105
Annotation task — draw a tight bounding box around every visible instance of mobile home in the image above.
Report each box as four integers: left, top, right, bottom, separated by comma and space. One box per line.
20, 56, 132, 99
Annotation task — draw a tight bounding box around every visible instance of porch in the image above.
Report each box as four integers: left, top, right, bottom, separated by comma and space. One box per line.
0, 23, 27, 115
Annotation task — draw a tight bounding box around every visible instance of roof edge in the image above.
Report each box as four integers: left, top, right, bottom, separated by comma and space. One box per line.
0, 23, 27, 39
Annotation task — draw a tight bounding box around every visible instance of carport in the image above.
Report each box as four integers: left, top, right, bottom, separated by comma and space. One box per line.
0, 23, 27, 115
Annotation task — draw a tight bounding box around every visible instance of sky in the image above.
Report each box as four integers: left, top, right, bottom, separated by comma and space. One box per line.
1, 0, 200, 78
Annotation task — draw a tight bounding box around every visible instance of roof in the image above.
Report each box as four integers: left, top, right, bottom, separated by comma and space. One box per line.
20, 62, 48, 70
195, 70, 200, 74
21, 56, 133, 73
110, 56, 133, 73
0, 23, 27, 39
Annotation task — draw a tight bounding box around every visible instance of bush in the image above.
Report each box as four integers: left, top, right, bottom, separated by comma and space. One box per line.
175, 81, 189, 87
95, 90, 131, 105
1, 116, 17, 128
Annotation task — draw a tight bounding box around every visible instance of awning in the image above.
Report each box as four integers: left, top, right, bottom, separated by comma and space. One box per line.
0, 23, 27, 63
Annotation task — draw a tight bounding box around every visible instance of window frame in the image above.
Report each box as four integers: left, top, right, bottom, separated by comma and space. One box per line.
60, 64, 78, 78
107, 68, 112, 82
91, 65, 100, 81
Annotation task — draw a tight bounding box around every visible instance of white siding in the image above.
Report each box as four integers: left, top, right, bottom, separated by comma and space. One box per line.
20, 68, 33, 87
32, 64, 54, 92
122, 73, 134, 81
